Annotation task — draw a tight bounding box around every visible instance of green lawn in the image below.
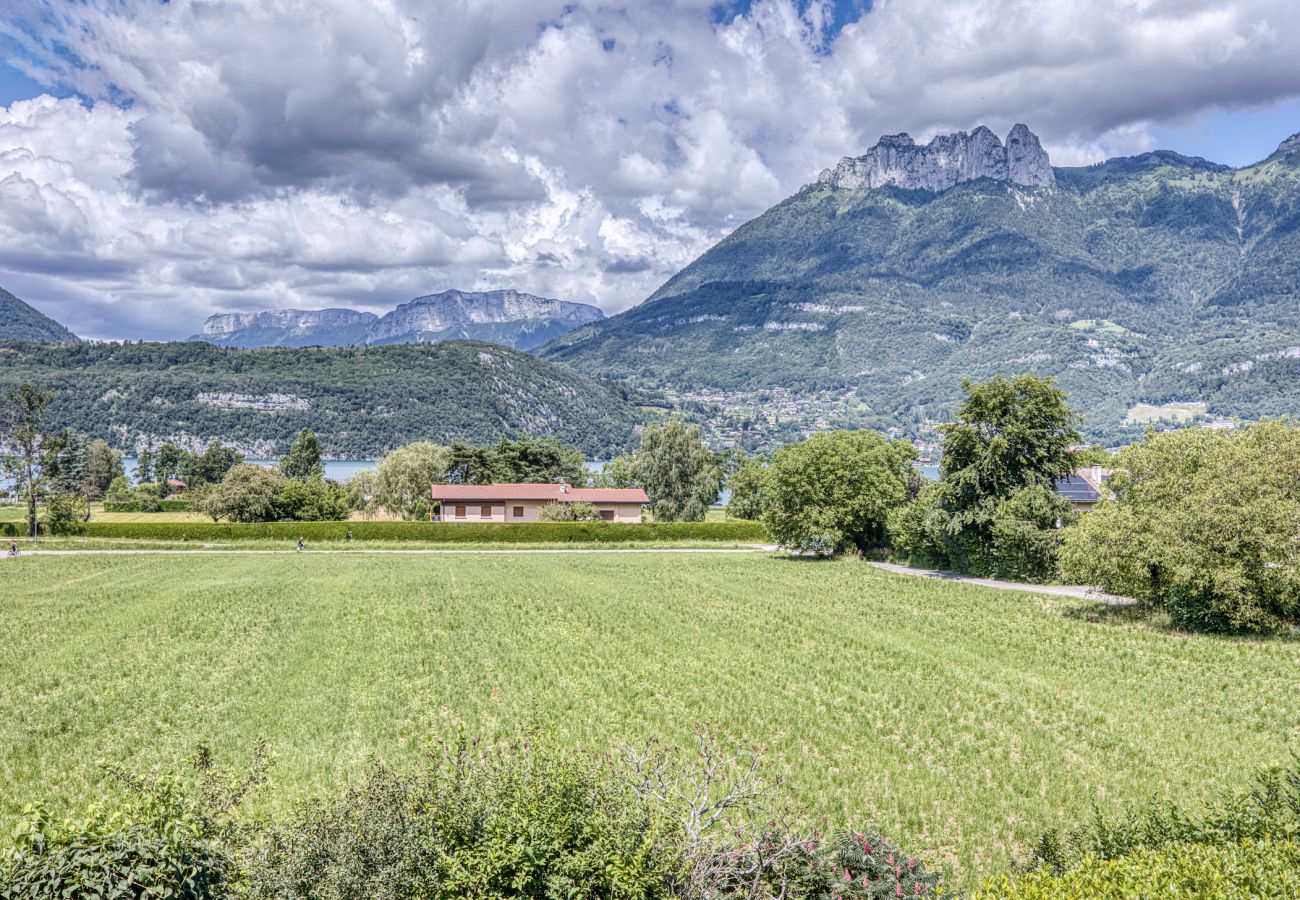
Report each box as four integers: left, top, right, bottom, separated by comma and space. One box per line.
1, 553, 1296, 887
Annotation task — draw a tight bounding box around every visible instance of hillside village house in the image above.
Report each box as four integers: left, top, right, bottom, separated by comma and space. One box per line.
430, 483, 649, 523
1054, 465, 1112, 512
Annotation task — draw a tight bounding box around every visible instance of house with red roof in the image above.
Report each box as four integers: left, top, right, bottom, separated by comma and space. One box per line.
430, 483, 649, 523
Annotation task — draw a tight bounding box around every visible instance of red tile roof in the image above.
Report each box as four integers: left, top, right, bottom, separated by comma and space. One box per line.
430, 483, 649, 504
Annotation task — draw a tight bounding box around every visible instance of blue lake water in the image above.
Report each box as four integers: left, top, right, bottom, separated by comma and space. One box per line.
15, 457, 938, 492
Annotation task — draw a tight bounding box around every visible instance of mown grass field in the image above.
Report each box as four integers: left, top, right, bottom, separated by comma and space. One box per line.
1, 552, 1296, 886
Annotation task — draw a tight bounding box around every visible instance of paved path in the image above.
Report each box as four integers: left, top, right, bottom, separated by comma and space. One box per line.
4, 546, 780, 557
867, 561, 1136, 606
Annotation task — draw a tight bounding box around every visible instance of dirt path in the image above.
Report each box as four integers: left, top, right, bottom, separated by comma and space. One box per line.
867, 561, 1136, 606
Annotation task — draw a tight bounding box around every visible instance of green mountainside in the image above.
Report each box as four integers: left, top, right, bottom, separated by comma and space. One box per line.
0, 286, 76, 342
0, 340, 643, 458
544, 136, 1300, 445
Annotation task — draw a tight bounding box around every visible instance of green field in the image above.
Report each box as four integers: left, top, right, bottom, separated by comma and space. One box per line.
1, 552, 1296, 887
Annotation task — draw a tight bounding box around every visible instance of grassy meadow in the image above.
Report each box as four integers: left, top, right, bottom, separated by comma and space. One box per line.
1, 551, 1297, 886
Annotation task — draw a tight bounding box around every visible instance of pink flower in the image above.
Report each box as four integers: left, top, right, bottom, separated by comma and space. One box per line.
895, 865, 902, 878
862, 875, 869, 887
888, 854, 895, 866
914, 884, 922, 895
896, 883, 904, 897
908, 859, 916, 870
844, 868, 851, 880
864, 839, 872, 854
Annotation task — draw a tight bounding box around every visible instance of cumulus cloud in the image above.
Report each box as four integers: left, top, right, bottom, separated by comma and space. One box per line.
0, 0, 1298, 338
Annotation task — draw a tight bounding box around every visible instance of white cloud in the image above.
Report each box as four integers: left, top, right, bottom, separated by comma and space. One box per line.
0, 0, 1298, 338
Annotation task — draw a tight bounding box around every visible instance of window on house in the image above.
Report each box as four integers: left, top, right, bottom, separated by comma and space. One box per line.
513, 506, 524, 518
454, 505, 466, 518
480, 505, 492, 519
600, 509, 615, 522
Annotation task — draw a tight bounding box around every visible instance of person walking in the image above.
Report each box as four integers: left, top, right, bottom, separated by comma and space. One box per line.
296, 536, 306, 553
7, 539, 17, 557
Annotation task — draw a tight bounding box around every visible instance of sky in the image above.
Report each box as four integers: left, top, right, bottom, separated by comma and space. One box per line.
0, 0, 1298, 340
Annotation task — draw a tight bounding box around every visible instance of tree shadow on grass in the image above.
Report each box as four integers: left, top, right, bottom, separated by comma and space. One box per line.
1060, 603, 1300, 644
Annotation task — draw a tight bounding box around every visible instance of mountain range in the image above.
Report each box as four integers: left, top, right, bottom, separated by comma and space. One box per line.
0, 286, 76, 342
0, 340, 642, 458
194, 289, 604, 351
543, 124, 1300, 445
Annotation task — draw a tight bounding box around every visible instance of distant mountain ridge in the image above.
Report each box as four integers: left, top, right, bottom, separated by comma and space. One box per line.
544, 125, 1300, 445
0, 339, 641, 458
196, 290, 604, 350
0, 286, 76, 342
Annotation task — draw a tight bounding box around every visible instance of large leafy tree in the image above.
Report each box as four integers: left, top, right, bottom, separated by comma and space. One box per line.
370, 442, 451, 520
764, 430, 914, 553
725, 456, 769, 521
1, 384, 56, 537
932, 374, 1080, 573
198, 463, 284, 523
445, 442, 498, 485
281, 429, 324, 481
636, 418, 721, 522
490, 437, 587, 485
82, 439, 125, 498
1061, 420, 1300, 633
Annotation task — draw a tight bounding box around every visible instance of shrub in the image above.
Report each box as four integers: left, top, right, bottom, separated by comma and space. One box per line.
986, 484, 1075, 581
243, 737, 686, 899
977, 839, 1300, 898
1022, 755, 1300, 874
0, 743, 266, 900
537, 500, 602, 522
887, 485, 948, 566
273, 477, 349, 522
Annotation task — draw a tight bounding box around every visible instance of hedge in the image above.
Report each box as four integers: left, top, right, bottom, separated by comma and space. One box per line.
102, 500, 191, 513
48, 520, 770, 544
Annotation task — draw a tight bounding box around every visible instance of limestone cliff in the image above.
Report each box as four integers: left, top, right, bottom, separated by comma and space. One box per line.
818, 124, 1054, 191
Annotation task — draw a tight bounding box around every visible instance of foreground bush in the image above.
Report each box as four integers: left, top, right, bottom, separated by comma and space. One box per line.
0, 744, 264, 900
244, 738, 685, 899
1, 736, 943, 899
980, 755, 1300, 898
977, 839, 1300, 899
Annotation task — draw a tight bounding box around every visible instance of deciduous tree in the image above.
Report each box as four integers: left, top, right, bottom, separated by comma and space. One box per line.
764, 430, 914, 553
1, 384, 55, 537
637, 419, 721, 522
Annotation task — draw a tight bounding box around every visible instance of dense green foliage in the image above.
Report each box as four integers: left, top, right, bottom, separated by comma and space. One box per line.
763, 430, 914, 553
979, 839, 1300, 899
3, 554, 1294, 886
0, 340, 643, 458
0, 287, 75, 343
537, 499, 602, 521
279, 430, 323, 481
636, 419, 722, 522
724, 456, 768, 521
980, 755, 1300, 897
243, 739, 686, 899
889, 376, 1079, 578
545, 149, 1300, 443
1, 383, 54, 536
1060, 420, 1300, 632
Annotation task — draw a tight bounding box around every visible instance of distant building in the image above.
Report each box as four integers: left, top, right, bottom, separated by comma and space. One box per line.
1054, 465, 1112, 512
429, 483, 649, 523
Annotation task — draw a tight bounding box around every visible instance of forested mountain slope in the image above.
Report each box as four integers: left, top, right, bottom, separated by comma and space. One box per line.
0, 286, 76, 342
0, 340, 642, 458
544, 127, 1300, 444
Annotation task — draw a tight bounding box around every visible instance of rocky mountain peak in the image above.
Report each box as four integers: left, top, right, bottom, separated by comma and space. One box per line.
1275, 132, 1300, 158
818, 123, 1054, 192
